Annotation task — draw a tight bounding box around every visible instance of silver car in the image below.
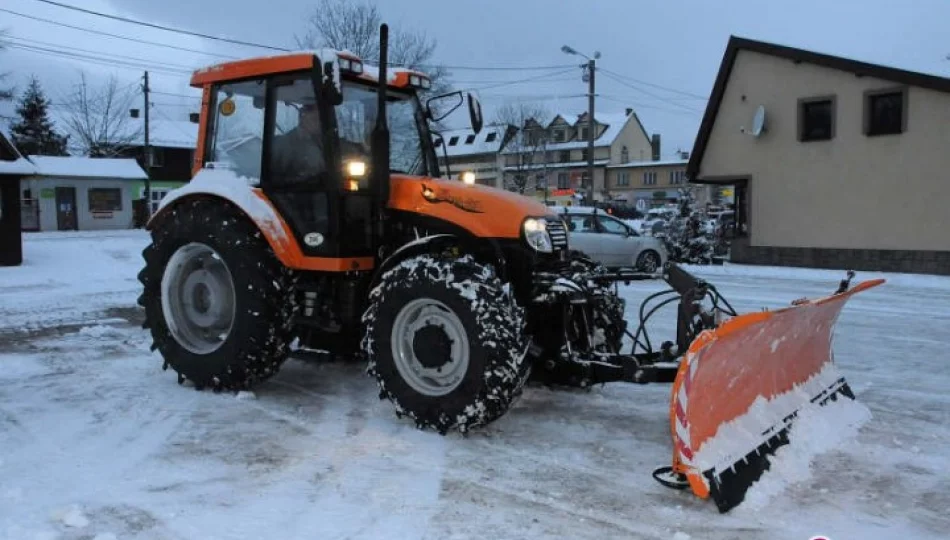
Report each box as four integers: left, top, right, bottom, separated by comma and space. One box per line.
556, 206, 667, 273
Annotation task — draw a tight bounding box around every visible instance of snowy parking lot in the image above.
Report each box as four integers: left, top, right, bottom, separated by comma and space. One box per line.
1, 230, 948, 540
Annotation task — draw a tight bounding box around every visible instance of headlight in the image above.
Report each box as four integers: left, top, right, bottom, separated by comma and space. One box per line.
523, 218, 553, 253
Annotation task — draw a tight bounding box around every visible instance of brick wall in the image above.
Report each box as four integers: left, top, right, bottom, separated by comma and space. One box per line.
730, 237, 950, 275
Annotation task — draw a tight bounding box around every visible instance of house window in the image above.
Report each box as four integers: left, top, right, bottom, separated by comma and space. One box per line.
616, 172, 630, 186
557, 173, 569, 189
620, 146, 629, 163
449, 136, 459, 146
669, 170, 686, 184
485, 132, 497, 142
579, 127, 589, 141
559, 150, 570, 163
798, 96, 835, 141
465, 134, 476, 144
88, 188, 122, 212
554, 129, 565, 142
148, 147, 165, 167
864, 88, 907, 136
581, 149, 589, 161
642, 171, 657, 186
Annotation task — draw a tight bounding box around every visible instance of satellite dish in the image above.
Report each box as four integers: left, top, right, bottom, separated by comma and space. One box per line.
751, 105, 767, 137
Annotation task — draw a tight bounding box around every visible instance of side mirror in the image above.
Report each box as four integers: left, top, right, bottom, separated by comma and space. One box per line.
425, 92, 463, 122
467, 93, 483, 134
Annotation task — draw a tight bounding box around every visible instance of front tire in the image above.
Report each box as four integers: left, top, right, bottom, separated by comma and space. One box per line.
361, 253, 531, 434
138, 197, 298, 391
636, 249, 661, 273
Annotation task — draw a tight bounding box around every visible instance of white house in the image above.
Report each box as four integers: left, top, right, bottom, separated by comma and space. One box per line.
19, 156, 148, 232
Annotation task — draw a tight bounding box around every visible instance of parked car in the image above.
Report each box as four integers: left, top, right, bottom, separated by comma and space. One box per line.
555, 206, 668, 273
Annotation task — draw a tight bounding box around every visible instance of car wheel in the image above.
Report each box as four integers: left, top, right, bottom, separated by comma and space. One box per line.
636, 250, 661, 273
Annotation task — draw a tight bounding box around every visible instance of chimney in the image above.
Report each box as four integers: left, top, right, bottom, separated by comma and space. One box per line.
129, 108, 140, 118
651, 134, 661, 161
189, 112, 200, 123
625, 108, 633, 116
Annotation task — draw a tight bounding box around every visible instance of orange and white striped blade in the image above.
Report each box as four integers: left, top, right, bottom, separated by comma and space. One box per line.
668, 278, 885, 511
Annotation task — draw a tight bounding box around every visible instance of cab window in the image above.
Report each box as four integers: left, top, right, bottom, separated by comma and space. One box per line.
206, 78, 267, 181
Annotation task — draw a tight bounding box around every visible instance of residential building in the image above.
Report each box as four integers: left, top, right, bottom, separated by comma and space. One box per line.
121, 114, 199, 213
687, 36, 950, 274
499, 109, 656, 204
18, 156, 147, 232
433, 123, 517, 186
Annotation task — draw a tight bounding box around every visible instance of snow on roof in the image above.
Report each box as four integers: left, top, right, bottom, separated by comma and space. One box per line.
502, 111, 635, 154
123, 117, 198, 149
502, 159, 610, 172
26, 156, 147, 180
436, 124, 511, 158
607, 158, 688, 169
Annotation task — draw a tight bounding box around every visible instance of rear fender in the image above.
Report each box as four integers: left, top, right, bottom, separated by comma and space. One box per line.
146, 170, 371, 272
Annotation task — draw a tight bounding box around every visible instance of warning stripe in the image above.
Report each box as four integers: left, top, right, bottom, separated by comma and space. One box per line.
674, 351, 701, 466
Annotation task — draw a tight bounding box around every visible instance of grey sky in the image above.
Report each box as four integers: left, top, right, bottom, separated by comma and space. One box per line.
2, 0, 948, 158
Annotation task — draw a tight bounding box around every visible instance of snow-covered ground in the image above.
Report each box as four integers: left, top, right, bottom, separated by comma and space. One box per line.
2, 230, 948, 540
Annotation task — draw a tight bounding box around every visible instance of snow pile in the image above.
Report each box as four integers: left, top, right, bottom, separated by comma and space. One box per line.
739, 393, 872, 512
51, 504, 89, 528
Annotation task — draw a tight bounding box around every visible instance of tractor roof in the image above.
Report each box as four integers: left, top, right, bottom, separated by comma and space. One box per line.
190, 49, 431, 91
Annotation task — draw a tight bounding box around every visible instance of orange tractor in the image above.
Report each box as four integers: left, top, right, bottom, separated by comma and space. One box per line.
138, 25, 883, 512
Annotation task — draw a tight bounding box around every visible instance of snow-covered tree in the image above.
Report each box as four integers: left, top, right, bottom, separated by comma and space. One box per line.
10, 76, 69, 157
661, 187, 717, 264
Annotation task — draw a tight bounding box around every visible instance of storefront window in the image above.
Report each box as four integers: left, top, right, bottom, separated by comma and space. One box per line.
88, 188, 122, 212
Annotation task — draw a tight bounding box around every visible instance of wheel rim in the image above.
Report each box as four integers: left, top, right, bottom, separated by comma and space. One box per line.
160, 242, 237, 355
390, 298, 470, 397
640, 252, 659, 272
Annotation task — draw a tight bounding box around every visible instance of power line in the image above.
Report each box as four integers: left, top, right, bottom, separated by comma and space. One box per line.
0, 8, 239, 59
600, 68, 708, 101
7, 42, 191, 77
424, 64, 577, 72
28, 0, 290, 51
7, 35, 200, 73
598, 95, 702, 116
464, 68, 578, 93
151, 90, 201, 99
599, 70, 704, 114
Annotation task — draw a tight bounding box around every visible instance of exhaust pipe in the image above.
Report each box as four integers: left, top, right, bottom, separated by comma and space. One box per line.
371, 23, 390, 259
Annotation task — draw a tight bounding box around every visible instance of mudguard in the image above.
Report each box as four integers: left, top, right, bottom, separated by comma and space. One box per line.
668, 278, 885, 512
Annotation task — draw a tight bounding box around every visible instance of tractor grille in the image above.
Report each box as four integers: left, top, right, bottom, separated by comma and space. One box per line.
546, 217, 568, 250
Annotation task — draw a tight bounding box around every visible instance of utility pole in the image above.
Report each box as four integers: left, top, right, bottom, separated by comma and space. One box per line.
586, 58, 595, 205
143, 71, 151, 219
561, 45, 600, 206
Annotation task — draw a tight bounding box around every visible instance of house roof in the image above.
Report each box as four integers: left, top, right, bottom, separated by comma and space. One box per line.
502, 111, 644, 154
607, 158, 688, 169
687, 35, 950, 181
436, 123, 512, 158
124, 117, 198, 149
26, 156, 148, 180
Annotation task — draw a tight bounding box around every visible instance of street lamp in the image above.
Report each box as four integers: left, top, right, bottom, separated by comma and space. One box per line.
562, 45, 600, 205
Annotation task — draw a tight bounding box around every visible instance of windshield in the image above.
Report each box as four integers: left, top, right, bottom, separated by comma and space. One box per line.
336, 82, 427, 175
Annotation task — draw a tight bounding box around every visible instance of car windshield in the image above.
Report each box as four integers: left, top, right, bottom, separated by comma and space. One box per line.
335, 82, 427, 175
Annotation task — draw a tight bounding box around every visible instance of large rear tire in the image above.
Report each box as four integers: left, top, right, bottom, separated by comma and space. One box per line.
138, 197, 299, 391
361, 253, 531, 434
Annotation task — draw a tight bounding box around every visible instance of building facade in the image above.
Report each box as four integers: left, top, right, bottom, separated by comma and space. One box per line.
687, 36, 950, 274
500, 109, 656, 203
434, 123, 517, 186
18, 156, 147, 232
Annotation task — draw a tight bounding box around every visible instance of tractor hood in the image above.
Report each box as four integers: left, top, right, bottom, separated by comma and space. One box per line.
388, 175, 556, 239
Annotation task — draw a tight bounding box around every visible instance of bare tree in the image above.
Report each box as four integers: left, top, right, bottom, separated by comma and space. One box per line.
494, 102, 551, 194
0, 29, 15, 103
60, 73, 142, 157
294, 0, 450, 95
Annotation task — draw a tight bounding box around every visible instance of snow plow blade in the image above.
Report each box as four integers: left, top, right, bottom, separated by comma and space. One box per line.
666, 278, 885, 513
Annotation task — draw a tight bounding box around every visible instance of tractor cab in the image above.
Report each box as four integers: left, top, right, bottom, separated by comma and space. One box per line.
187, 49, 483, 262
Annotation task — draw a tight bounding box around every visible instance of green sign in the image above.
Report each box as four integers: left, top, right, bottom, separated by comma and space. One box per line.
40, 188, 55, 199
